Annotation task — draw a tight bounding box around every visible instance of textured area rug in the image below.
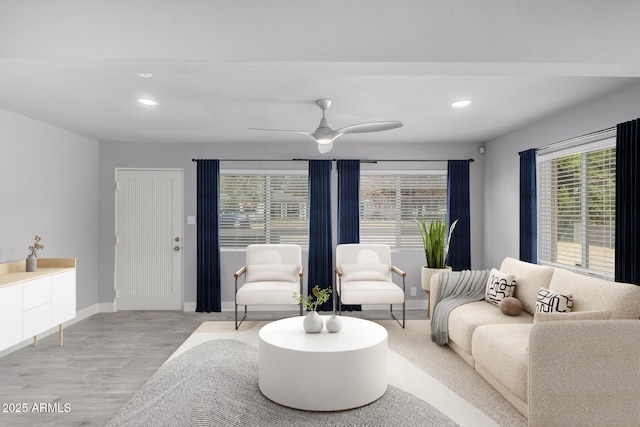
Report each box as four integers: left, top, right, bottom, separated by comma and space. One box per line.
106, 339, 458, 427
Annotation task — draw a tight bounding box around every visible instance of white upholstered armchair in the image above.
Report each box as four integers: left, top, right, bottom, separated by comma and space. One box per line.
335, 244, 406, 328
234, 244, 303, 329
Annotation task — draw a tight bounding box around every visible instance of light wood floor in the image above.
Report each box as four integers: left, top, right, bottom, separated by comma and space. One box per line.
0, 309, 427, 427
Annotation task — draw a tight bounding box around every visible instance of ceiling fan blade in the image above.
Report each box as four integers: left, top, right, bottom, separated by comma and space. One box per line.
336, 121, 403, 135
248, 127, 319, 142
248, 127, 312, 135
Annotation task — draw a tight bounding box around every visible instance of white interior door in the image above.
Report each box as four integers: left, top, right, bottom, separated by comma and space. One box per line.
115, 169, 183, 310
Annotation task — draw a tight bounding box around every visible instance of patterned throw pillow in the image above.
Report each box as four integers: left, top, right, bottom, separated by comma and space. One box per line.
485, 268, 516, 306
535, 288, 574, 313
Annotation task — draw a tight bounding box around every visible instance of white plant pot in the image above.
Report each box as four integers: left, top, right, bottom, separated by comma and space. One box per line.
421, 266, 452, 292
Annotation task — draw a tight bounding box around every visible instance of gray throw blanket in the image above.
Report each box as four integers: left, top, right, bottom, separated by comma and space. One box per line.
431, 269, 489, 345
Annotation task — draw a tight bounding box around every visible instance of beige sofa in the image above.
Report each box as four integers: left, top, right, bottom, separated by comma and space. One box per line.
429, 257, 640, 427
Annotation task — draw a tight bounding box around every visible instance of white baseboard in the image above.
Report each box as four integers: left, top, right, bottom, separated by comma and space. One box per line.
97, 302, 115, 313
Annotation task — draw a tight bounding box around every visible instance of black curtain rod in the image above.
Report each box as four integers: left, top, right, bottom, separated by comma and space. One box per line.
536, 126, 616, 152
192, 158, 474, 163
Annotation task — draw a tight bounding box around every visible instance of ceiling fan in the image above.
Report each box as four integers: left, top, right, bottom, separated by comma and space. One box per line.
249, 99, 403, 153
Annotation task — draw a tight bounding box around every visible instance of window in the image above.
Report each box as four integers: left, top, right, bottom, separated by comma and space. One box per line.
219, 173, 309, 248
360, 173, 447, 248
537, 139, 616, 277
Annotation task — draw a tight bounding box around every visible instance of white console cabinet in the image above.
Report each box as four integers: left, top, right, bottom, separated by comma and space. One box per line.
0, 284, 23, 351
0, 258, 76, 352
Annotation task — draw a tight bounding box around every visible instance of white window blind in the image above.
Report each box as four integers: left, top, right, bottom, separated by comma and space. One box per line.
219, 173, 309, 248
360, 173, 447, 248
537, 140, 616, 277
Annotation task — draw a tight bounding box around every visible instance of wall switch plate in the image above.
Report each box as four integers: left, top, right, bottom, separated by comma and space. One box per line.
410, 287, 417, 297
187, 215, 196, 225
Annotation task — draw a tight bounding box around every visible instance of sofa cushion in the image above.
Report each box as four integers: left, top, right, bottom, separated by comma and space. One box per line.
535, 287, 573, 313
533, 310, 611, 323
548, 268, 640, 319
500, 257, 555, 315
472, 323, 534, 403
448, 301, 533, 355
485, 268, 516, 306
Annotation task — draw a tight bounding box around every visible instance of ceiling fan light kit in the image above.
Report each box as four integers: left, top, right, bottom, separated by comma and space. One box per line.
249, 99, 402, 153
318, 142, 333, 153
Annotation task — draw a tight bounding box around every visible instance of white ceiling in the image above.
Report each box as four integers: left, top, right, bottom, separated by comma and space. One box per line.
1, 1, 639, 147
0, 67, 635, 146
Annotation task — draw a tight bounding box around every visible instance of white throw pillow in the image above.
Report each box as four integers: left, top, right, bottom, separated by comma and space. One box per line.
246, 264, 299, 283
535, 287, 573, 313
340, 263, 390, 282
533, 310, 611, 323
485, 268, 516, 306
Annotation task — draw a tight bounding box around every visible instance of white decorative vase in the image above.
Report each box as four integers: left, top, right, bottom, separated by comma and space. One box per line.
303, 311, 323, 333
26, 255, 37, 272
325, 314, 342, 333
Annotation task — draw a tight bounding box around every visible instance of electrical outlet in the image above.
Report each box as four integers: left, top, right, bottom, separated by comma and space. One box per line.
410, 287, 417, 297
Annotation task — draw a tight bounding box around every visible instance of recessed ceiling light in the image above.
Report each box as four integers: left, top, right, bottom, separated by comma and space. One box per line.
451, 99, 472, 108
136, 73, 154, 78
136, 97, 157, 106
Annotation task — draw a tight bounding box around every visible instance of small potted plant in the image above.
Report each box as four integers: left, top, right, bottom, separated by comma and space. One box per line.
293, 285, 332, 333
415, 215, 457, 292
26, 235, 44, 272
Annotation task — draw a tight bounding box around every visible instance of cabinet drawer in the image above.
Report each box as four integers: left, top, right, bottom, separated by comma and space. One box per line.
23, 276, 52, 310
23, 303, 52, 339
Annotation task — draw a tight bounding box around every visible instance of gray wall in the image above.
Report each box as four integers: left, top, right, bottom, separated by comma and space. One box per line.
482, 81, 640, 268
98, 140, 484, 308
0, 108, 100, 311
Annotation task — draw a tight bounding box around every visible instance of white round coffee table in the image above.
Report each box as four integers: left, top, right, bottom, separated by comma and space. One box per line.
258, 315, 388, 411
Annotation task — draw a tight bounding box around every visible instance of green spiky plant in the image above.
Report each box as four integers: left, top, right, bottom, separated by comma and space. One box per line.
415, 215, 458, 269
293, 285, 332, 311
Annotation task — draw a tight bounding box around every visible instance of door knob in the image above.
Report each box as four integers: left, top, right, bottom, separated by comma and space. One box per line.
174, 246, 181, 251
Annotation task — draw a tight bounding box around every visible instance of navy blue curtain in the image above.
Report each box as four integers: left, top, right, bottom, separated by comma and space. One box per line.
308, 160, 334, 311
337, 160, 361, 311
337, 160, 360, 244
196, 160, 222, 312
519, 149, 537, 263
447, 160, 471, 270
615, 118, 640, 285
